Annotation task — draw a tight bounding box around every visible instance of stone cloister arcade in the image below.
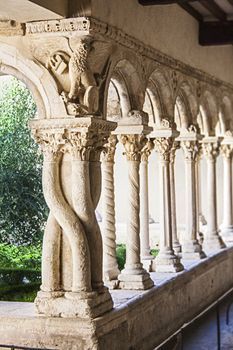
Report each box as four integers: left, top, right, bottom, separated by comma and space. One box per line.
0, 15, 233, 350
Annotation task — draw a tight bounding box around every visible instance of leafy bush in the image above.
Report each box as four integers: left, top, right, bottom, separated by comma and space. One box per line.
0, 282, 40, 302
0, 268, 41, 286
116, 244, 126, 271
0, 77, 48, 245
0, 244, 42, 269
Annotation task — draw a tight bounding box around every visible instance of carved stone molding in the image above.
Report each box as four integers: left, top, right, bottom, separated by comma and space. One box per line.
119, 134, 147, 161
23, 17, 233, 92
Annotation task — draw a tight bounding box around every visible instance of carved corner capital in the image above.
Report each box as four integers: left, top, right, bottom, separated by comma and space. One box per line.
101, 135, 118, 162
29, 34, 113, 117
119, 134, 147, 161
31, 129, 65, 161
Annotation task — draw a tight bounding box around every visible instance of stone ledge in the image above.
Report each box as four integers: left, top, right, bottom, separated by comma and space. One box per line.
0, 247, 232, 349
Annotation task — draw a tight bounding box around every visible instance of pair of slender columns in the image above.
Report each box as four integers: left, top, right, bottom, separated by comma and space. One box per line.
202, 140, 225, 253
180, 139, 206, 259
152, 136, 184, 272
101, 134, 154, 289
220, 143, 233, 244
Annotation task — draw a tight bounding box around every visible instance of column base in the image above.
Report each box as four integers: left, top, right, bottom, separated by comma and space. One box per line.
220, 226, 233, 245
202, 233, 226, 254
141, 255, 155, 272
103, 265, 120, 281
181, 240, 206, 260
152, 251, 184, 273
118, 267, 154, 290
173, 240, 182, 255
35, 287, 113, 318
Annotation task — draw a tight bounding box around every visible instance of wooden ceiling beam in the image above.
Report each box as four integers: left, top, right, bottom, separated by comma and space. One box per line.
138, 0, 195, 5
178, 2, 203, 22
199, 0, 227, 21
227, 0, 233, 7
199, 20, 233, 45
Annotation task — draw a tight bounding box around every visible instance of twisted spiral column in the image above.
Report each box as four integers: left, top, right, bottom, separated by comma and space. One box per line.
181, 140, 205, 259
152, 137, 184, 273
101, 135, 120, 282
220, 144, 233, 243
118, 134, 154, 290
202, 140, 225, 253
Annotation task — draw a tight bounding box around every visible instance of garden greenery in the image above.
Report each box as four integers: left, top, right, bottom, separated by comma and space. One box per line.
0, 77, 48, 245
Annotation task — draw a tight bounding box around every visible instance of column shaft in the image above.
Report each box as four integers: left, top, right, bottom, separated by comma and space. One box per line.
220, 145, 233, 243
152, 137, 183, 273
202, 142, 225, 253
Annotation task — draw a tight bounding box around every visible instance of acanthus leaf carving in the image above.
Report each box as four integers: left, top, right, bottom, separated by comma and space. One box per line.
119, 134, 147, 161
101, 135, 118, 163
154, 137, 173, 162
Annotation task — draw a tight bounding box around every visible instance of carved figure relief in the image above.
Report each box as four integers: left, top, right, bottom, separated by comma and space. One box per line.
30, 36, 113, 116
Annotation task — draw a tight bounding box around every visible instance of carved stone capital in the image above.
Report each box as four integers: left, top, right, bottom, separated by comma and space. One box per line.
31, 129, 65, 161
154, 137, 173, 162
141, 139, 154, 162
101, 135, 118, 163
202, 142, 220, 161
119, 134, 147, 161
221, 144, 233, 159
170, 141, 180, 164
181, 140, 199, 161
30, 117, 116, 161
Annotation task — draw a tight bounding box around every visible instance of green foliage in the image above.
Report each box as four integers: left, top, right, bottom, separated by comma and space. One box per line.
0, 268, 41, 286
0, 77, 48, 245
0, 243, 42, 269
0, 282, 40, 302
150, 248, 159, 257
116, 244, 126, 271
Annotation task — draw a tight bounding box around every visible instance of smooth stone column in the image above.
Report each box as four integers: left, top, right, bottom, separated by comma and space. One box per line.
118, 134, 154, 290
202, 140, 226, 253
220, 144, 233, 244
152, 137, 184, 272
140, 140, 155, 271
195, 149, 205, 244
101, 135, 120, 287
170, 142, 181, 255
181, 140, 206, 259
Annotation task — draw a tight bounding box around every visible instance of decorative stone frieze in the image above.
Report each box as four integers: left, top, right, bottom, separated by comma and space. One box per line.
30, 117, 116, 318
